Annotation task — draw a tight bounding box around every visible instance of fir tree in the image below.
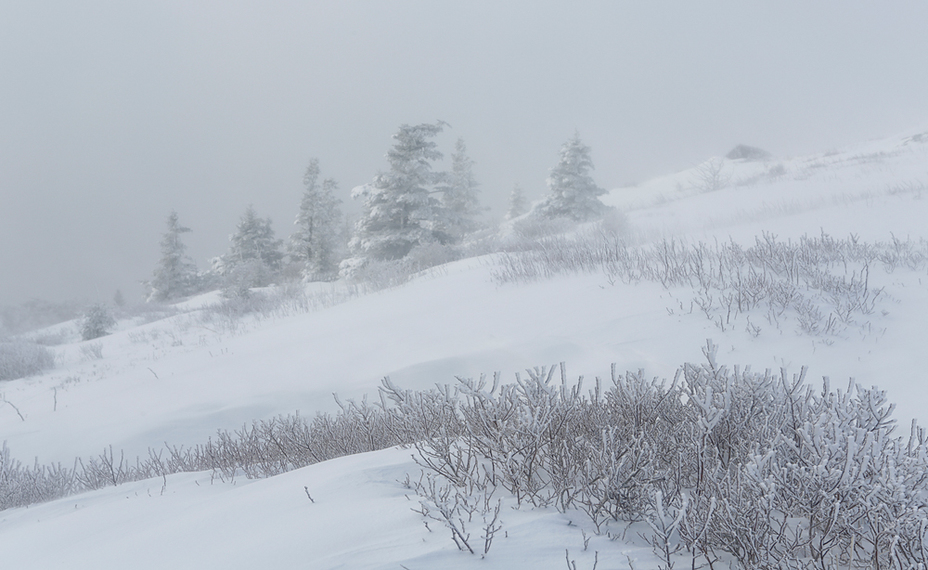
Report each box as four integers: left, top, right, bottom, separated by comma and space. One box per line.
217, 205, 283, 289
437, 138, 483, 242
534, 133, 610, 222
289, 158, 343, 281
505, 183, 527, 221
347, 122, 447, 264
147, 210, 198, 302
80, 303, 115, 341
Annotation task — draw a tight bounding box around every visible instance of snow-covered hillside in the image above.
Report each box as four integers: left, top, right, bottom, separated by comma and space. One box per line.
2, 129, 928, 569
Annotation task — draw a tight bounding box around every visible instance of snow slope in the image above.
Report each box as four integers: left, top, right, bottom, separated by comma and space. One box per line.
2, 128, 928, 568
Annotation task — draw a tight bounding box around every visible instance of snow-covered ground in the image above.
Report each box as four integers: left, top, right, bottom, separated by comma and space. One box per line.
2, 128, 928, 568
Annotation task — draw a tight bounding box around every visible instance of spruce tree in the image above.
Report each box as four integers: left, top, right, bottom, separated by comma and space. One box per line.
289, 158, 343, 281
218, 205, 284, 289
348, 122, 447, 263
438, 137, 483, 242
534, 133, 609, 222
505, 183, 527, 221
147, 210, 198, 302
80, 303, 115, 340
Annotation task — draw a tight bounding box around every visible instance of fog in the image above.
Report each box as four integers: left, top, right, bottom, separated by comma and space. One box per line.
2, 1, 926, 306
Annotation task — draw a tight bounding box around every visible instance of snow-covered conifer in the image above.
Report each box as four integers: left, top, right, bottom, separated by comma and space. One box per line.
505, 183, 527, 221
147, 210, 198, 302
437, 138, 483, 242
534, 133, 610, 222
289, 158, 343, 281
347, 122, 447, 264
80, 303, 115, 340
217, 205, 284, 288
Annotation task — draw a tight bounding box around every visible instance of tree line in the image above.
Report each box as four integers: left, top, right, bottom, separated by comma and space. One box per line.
146, 122, 609, 303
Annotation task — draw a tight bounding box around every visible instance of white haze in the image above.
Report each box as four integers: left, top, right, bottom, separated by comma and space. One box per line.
2, 1, 927, 305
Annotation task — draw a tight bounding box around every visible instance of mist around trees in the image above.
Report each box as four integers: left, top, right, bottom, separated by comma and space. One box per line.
133, 124, 610, 304
2, 123, 613, 340
1, 123, 611, 341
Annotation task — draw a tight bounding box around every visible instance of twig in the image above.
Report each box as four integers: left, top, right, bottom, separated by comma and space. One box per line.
1, 395, 25, 421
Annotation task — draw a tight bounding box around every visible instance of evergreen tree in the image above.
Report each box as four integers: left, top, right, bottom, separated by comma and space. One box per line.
348, 122, 447, 263
505, 183, 527, 221
289, 158, 343, 281
217, 205, 283, 288
147, 210, 198, 302
437, 138, 482, 242
80, 303, 115, 340
534, 133, 610, 222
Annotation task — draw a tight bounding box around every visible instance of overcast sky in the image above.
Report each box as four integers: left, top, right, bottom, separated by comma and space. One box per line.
2, 1, 927, 306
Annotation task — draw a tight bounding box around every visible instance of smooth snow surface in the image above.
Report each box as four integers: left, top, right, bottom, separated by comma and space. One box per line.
2, 129, 928, 568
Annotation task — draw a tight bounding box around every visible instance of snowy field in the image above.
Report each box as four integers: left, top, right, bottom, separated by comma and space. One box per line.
3, 129, 928, 568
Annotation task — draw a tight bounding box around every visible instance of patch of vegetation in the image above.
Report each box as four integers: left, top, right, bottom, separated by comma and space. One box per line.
0, 341, 55, 381
4, 344, 928, 568
493, 229, 928, 338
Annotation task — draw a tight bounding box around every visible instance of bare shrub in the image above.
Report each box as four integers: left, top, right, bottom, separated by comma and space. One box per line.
0, 341, 55, 381
5, 346, 928, 569
79, 342, 103, 361
691, 157, 731, 192
494, 230, 927, 338
384, 343, 928, 568
0, 442, 74, 508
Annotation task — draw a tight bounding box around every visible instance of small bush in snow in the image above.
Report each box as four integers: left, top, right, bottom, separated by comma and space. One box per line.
79, 342, 103, 361
690, 157, 731, 192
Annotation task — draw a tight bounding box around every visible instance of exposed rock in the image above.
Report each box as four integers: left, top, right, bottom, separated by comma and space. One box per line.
726, 144, 772, 161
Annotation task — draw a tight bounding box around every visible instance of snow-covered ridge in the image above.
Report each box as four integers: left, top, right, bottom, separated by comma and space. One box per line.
604, 128, 928, 238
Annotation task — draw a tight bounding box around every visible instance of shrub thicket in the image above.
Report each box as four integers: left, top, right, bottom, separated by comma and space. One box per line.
0, 341, 55, 381
494, 230, 928, 338
386, 343, 928, 568
4, 344, 928, 568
